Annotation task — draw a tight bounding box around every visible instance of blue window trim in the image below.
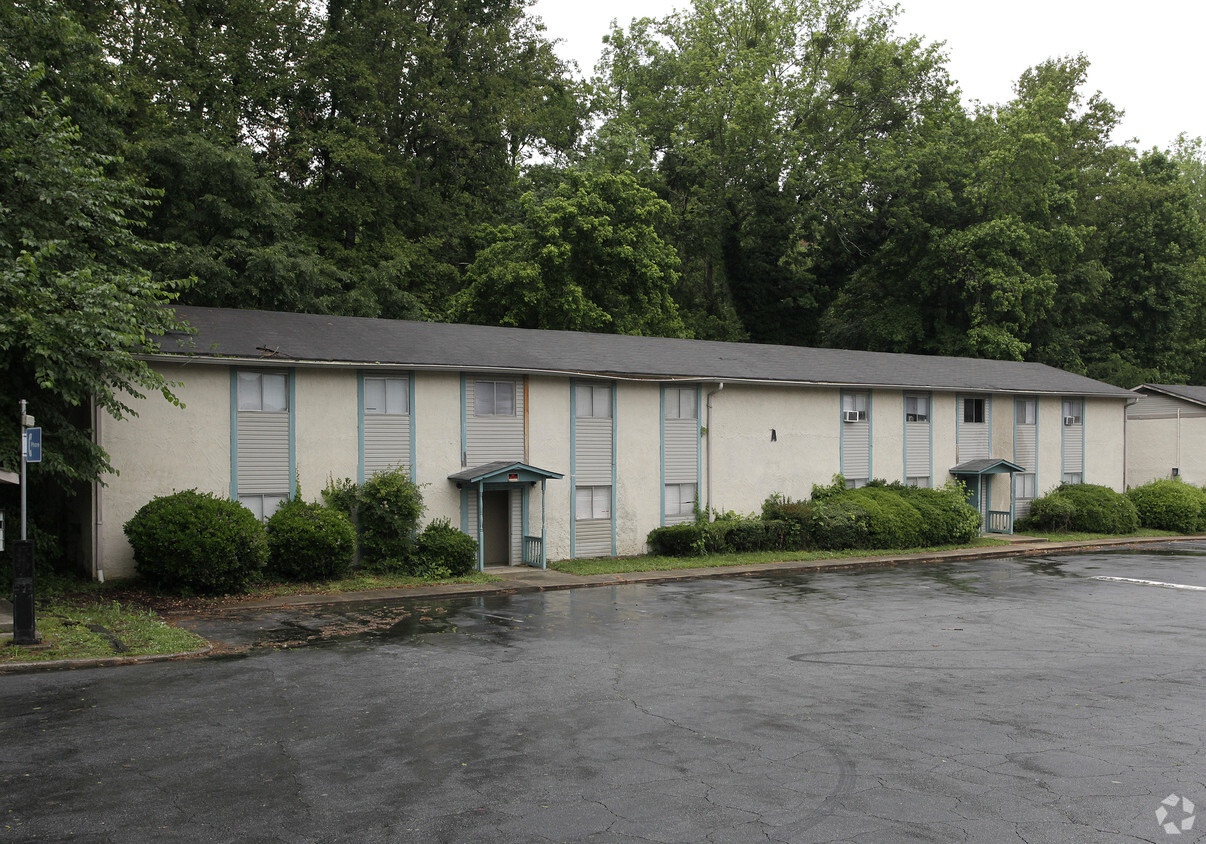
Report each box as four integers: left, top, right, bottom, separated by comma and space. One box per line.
357, 370, 417, 484
840, 389, 872, 482
230, 367, 295, 500
901, 391, 933, 486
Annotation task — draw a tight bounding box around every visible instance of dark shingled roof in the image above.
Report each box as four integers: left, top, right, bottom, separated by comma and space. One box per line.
1134, 384, 1206, 406
156, 306, 1135, 399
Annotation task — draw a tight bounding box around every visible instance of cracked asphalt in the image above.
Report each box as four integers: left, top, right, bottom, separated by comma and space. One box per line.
3, 544, 1206, 842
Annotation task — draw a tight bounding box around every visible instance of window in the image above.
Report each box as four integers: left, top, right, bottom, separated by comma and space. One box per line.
364, 377, 409, 415
1062, 398, 1082, 425
474, 380, 515, 416
1016, 399, 1036, 425
576, 486, 612, 520
963, 397, 985, 424
1016, 473, 1036, 499
664, 483, 697, 517
907, 476, 931, 488
576, 384, 612, 418
905, 394, 929, 423
844, 477, 868, 489
237, 372, 288, 412
240, 494, 287, 522
842, 392, 868, 422
1062, 472, 1082, 485
665, 388, 697, 420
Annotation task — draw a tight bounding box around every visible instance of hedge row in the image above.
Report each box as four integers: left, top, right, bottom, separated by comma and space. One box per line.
1126, 478, 1206, 533
1016, 484, 1139, 534
647, 481, 981, 557
124, 469, 477, 594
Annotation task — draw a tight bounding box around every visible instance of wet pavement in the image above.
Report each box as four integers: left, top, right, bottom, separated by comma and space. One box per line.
2, 544, 1206, 842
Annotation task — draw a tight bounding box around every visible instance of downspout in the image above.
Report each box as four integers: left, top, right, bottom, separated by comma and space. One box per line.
1176, 407, 1182, 477
92, 396, 104, 583
705, 382, 725, 515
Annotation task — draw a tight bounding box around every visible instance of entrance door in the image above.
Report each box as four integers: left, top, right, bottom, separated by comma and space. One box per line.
482, 490, 510, 565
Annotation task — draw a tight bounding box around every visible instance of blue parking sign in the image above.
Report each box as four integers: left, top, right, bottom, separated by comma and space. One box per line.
25, 427, 41, 463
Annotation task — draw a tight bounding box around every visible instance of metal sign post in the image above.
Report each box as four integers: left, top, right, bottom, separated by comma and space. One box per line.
12, 400, 39, 645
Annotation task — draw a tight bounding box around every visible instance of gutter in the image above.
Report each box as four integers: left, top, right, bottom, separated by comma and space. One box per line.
133, 355, 1135, 399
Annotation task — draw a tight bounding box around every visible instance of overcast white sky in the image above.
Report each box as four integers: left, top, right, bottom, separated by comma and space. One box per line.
530, 0, 1204, 152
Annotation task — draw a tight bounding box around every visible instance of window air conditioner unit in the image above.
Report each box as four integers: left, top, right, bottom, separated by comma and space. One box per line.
843, 410, 861, 423
1063, 416, 1077, 426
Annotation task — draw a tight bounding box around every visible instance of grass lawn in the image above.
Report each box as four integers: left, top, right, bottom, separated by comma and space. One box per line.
2, 602, 208, 664
550, 537, 1013, 576
1016, 528, 1182, 542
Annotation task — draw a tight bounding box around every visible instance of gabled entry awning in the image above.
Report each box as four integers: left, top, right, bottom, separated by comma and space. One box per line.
448, 461, 564, 486
950, 458, 1026, 476
449, 462, 563, 571
950, 458, 1027, 536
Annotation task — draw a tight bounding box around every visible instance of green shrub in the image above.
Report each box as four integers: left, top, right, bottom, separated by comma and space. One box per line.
842, 487, 926, 548
807, 497, 871, 549
761, 494, 811, 548
1126, 479, 1205, 533
124, 490, 268, 594
414, 518, 478, 576
354, 467, 425, 572
895, 485, 981, 545
1020, 484, 1138, 534
647, 523, 706, 556
266, 497, 356, 581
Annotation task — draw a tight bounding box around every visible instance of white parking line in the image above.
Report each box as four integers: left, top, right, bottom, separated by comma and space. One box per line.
1091, 576, 1206, 591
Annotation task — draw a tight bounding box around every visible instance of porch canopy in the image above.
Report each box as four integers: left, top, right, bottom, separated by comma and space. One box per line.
448, 461, 564, 570
949, 458, 1027, 534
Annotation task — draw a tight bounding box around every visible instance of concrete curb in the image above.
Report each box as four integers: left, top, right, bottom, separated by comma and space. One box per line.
0, 645, 214, 675
4, 534, 1202, 673
167, 533, 1206, 613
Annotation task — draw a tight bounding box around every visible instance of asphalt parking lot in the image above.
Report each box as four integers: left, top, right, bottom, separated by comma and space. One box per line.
2, 544, 1205, 842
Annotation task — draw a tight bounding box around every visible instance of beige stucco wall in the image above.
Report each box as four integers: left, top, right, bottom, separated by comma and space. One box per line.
527, 375, 572, 559
1035, 396, 1063, 498
412, 370, 465, 528
873, 390, 905, 483
100, 362, 231, 579
931, 393, 958, 486
294, 368, 358, 498
612, 381, 662, 556
1084, 396, 1126, 490
706, 384, 839, 515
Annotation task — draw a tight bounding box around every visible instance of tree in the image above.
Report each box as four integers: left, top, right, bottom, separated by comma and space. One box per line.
591, 0, 956, 344
0, 47, 188, 493
450, 170, 688, 336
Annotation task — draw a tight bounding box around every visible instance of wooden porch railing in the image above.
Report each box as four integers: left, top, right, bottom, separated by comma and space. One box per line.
522, 535, 543, 566
986, 510, 1012, 534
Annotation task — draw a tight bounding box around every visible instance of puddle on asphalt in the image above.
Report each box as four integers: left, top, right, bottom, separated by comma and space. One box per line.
209, 542, 1206, 652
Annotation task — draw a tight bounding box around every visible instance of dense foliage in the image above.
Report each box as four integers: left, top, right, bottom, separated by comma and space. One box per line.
10, 0, 1206, 569
1017, 484, 1139, 534
1126, 479, 1206, 533
266, 496, 356, 581
326, 467, 426, 573
123, 490, 268, 594
646, 480, 980, 556
413, 518, 478, 578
